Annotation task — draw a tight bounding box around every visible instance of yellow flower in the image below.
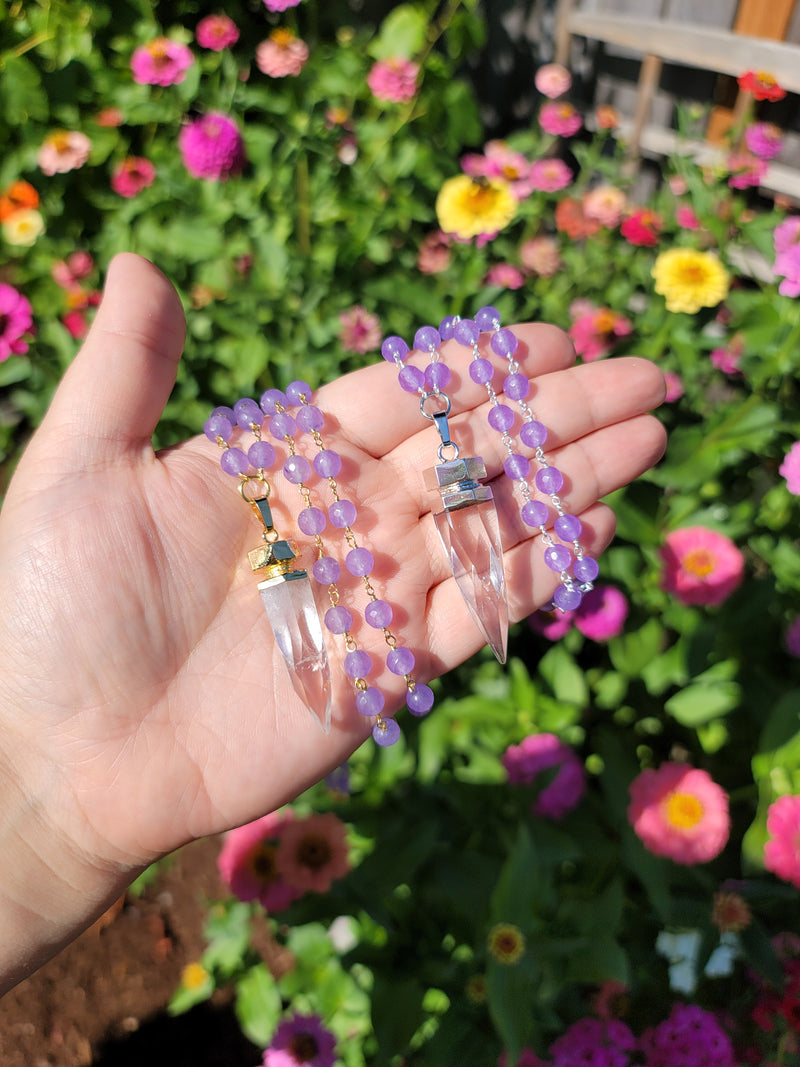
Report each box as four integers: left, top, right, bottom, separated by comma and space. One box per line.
487, 922, 525, 965
180, 961, 210, 990
652, 248, 730, 314
436, 174, 516, 240
2, 208, 45, 246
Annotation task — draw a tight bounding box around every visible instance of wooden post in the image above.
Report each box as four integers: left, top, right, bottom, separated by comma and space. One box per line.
554, 0, 576, 67
628, 54, 664, 157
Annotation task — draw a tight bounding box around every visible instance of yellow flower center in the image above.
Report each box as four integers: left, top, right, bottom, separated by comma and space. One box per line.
181, 962, 209, 990
147, 39, 170, 66
270, 27, 295, 47
594, 309, 616, 333
757, 71, 776, 88
683, 548, 716, 577
502, 164, 521, 180
50, 131, 72, 153
666, 791, 704, 829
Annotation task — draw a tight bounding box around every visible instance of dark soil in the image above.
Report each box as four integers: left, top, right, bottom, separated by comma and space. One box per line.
0, 837, 262, 1067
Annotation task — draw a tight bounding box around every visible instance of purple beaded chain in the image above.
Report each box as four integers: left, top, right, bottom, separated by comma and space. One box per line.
283, 380, 434, 746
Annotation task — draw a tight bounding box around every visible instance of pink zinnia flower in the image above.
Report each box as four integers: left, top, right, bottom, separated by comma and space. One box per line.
539, 101, 582, 137
484, 262, 525, 289
256, 28, 309, 78
628, 762, 730, 864
217, 810, 303, 911
275, 812, 350, 893
37, 130, 91, 175
62, 309, 89, 339
529, 608, 574, 641
0, 283, 34, 360
529, 157, 572, 192
519, 235, 561, 276
660, 526, 744, 606
745, 122, 783, 161
785, 616, 800, 656
461, 140, 536, 200
727, 152, 767, 189
663, 370, 684, 402
110, 156, 156, 198
130, 37, 194, 87
780, 441, 800, 495
52, 251, 94, 289
196, 14, 239, 51
534, 62, 572, 99
262, 0, 301, 10
582, 184, 626, 228
178, 112, 245, 181
569, 307, 633, 362
367, 57, 419, 104
502, 733, 585, 820
338, 305, 381, 354
710, 347, 742, 375
574, 585, 628, 641
620, 208, 661, 247
774, 217, 800, 297
676, 204, 701, 230
263, 1012, 336, 1067
640, 1003, 734, 1066
417, 230, 452, 274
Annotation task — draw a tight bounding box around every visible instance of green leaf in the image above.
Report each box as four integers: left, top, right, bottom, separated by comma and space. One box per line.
537, 643, 588, 706
664, 679, 741, 727
201, 900, 252, 979
1, 55, 48, 122
608, 618, 664, 678
371, 5, 428, 60
235, 964, 282, 1047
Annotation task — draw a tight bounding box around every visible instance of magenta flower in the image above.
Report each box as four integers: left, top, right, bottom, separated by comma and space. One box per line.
663, 371, 684, 402
764, 795, 800, 888
110, 156, 156, 198
196, 14, 239, 51
178, 112, 245, 181
484, 262, 525, 289
338, 305, 381, 354
785, 616, 800, 656
37, 130, 91, 175
774, 216, 800, 297
0, 283, 34, 360
262, 0, 301, 10
569, 306, 633, 362
498, 1047, 549, 1067
538, 101, 582, 137
660, 526, 744, 607
461, 140, 536, 200
675, 204, 701, 230
62, 309, 89, 340
639, 1003, 734, 1066
628, 762, 730, 864
263, 1013, 337, 1067
745, 121, 783, 160
529, 607, 574, 640
502, 733, 585, 820
529, 157, 573, 193
256, 29, 309, 78
573, 585, 628, 641
217, 810, 303, 911
367, 58, 419, 104
727, 152, 767, 189
130, 37, 194, 87
549, 1018, 635, 1066
534, 62, 572, 99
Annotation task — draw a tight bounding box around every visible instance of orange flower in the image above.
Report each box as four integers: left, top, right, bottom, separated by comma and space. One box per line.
738, 70, 786, 101
554, 197, 601, 240
0, 180, 39, 222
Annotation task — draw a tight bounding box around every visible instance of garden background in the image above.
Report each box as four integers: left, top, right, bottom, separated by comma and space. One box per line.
2, 0, 800, 1065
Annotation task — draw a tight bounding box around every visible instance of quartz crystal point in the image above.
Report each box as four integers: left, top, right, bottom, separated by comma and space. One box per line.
258, 571, 332, 733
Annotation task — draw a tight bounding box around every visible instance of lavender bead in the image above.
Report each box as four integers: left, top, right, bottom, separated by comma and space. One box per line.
469, 357, 494, 385
490, 327, 519, 358
504, 453, 531, 480
425, 363, 451, 390
211, 405, 236, 424
344, 650, 373, 679
346, 547, 374, 577
219, 447, 249, 476
381, 335, 409, 363
399, 365, 425, 393
325, 605, 353, 634
453, 318, 480, 347
574, 556, 599, 583
475, 305, 501, 332
260, 388, 286, 415
329, 499, 357, 528
314, 449, 342, 478
286, 379, 312, 405
269, 411, 296, 439
204, 413, 233, 442
520, 420, 548, 448
544, 544, 572, 572
298, 507, 326, 536
365, 599, 393, 628
536, 466, 564, 494
248, 440, 276, 470
387, 647, 415, 675
313, 556, 340, 584
295, 404, 325, 433
283, 455, 311, 484
407, 683, 434, 717
503, 373, 529, 400
234, 397, 262, 430
356, 686, 385, 717
439, 315, 459, 340
554, 584, 582, 612
373, 717, 401, 746
555, 514, 582, 542
488, 404, 514, 432
521, 500, 549, 527
414, 325, 441, 352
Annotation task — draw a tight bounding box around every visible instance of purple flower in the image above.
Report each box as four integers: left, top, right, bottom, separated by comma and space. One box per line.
639, 1003, 734, 1066
0, 283, 34, 360
529, 608, 574, 641
262, 1013, 337, 1067
779, 441, 800, 495
573, 584, 628, 641
744, 121, 783, 160
178, 112, 245, 181
786, 616, 800, 657
549, 1017, 635, 1067
502, 733, 585, 819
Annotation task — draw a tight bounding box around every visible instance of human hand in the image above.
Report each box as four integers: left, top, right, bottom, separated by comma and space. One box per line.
0, 253, 665, 988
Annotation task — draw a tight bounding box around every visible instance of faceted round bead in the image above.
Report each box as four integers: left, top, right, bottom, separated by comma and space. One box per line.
554, 584, 583, 612
248, 440, 276, 470
387, 646, 415, 675
453, 318, 480, 347
475, 305, 501, 332
488, 404, 514, 432
356, 686, 385, 717
555, 513, 582, 542
329, 499, 357, 528
407, 683, 435, 717
504, 453, 531, 480
399, 365, 425, 393
325, 605, 353, 634
204, 413, 233, 442
260, 388, 286, 415
520, 420, 548, 448
490, 327, 519, 358
269, 411, 296, 439
283, 455, 311, 484
414, 325, 441, 353
544, 543, 572, 572
503, 372, 529, 400
536, 465, 564, 494
314, 449, 342, 478
295, 404, 324, 432
373, 717, 401, 746
439, 315, 459, 340
234, 397, 262, 430
298, 506, 326, 536
346, 547, 374, 576
521, 499, 549, 527
381, 335, 409, 363
469, 357, 494, 385
425, 362, 451, 390
365, 599, 393, 628
285, 379, 312, 405
573, 556, 599, 583
344, 650, 373, 679
220, 447, 249, 476
313, 556, 340, 584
